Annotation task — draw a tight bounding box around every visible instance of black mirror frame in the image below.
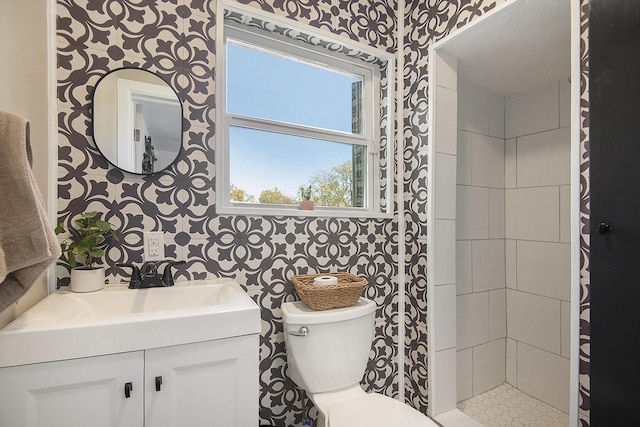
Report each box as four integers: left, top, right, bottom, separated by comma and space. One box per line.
91, 67, 184, 175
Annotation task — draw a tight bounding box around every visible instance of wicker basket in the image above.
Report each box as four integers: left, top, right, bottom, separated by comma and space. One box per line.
291, 272, 367, 311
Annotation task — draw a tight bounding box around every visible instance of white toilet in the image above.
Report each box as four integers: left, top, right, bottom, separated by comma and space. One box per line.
281, 297, 438, 427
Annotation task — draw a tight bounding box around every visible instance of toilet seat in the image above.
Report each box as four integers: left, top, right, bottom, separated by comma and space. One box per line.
327, 393, 437, 427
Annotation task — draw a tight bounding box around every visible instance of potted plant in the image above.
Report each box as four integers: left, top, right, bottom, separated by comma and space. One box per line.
298, 185, 314, 210
55, 211, 117, 293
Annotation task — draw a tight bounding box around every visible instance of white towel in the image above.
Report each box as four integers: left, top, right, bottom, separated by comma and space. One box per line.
0, 112, 60, 312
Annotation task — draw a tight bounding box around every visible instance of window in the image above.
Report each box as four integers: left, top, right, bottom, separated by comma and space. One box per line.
217, 10, 392, 217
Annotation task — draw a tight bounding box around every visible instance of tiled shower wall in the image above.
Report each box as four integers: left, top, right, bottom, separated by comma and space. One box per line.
455, 77, 572, 413
504, 78, 571, 413
456, 79, 507, 402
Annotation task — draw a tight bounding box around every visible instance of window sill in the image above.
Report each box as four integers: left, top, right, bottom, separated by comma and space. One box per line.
217, 204, 393, 219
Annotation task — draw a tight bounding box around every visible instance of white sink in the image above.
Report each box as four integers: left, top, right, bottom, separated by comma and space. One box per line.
0, 279, 260, 368
17, 280, 251, 320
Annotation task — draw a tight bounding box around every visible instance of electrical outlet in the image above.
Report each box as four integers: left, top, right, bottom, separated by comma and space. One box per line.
143, 231, 164, 261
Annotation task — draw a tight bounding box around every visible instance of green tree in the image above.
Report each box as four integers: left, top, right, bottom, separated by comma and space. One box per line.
308, 161, 353, 207
259, 187, 296, 205
230, 184, 255, 203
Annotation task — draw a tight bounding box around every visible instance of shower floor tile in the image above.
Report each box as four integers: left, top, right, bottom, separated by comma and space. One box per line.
458, 383, 568, 427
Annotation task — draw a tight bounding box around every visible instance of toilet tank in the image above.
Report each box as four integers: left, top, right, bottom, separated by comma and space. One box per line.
281, 298, 376, 393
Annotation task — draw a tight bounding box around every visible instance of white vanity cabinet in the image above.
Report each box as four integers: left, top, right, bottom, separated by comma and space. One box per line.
0, 335, 258, 427
0, 351, 144, 427
145, 335, 258, 427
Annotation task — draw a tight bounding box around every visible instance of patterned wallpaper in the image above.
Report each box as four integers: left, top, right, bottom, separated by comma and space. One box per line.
578, 1, 590, 425
56, 0, 591, 425
56, 1, 397, 425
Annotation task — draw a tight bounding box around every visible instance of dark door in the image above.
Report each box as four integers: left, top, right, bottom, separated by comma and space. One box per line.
590, 0, 640, 424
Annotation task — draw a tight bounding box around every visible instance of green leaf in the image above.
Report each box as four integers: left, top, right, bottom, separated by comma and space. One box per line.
76, 237, 91, 252
95, 220, 111, 232
74, 217, 86, 229
58, 211, 117, 268
89, 248, 104, 258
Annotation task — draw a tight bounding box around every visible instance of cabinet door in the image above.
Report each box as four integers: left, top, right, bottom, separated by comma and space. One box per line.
0, 352, 144, 427
145, 335, 258, 427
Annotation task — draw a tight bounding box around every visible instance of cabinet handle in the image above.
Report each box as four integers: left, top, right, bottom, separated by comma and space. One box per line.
155, 376, 163, 392
124, 382, 133, 398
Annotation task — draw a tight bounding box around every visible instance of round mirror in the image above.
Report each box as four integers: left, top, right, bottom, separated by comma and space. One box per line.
92, 68, 183, 175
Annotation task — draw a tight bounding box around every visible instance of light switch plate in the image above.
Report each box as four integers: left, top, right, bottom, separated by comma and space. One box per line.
143, 231, 164, 261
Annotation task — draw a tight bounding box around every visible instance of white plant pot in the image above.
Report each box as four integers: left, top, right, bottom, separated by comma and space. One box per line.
70, 267, 105, 293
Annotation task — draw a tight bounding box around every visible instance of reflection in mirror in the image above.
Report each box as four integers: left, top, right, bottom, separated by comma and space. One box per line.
92, 68, 182, 174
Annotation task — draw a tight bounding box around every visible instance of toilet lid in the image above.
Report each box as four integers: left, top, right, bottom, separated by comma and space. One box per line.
328, 393, 437, 427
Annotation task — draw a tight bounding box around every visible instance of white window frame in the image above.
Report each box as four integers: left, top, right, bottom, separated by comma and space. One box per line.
216, 5, 393, 218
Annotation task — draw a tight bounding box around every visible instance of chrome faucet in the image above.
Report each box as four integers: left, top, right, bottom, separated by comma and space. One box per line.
118, 260, 185, 289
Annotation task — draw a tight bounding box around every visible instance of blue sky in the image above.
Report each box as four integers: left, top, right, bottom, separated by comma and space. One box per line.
226, 42, 359, 199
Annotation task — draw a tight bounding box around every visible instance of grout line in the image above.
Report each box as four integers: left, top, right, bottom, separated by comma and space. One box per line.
507, 125, 571, 141
514, 239, 518, 291
470, 345, 475, 398
458, 237, 569, 246
507, 340, 567, 361
505, 286, 570, 303
558, 79, 562, 129
514, 136, 518, 189
559, 185, 562, 243
513, 339, 517, 387
559, 300, 563, 357
458, 182, 570, 190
